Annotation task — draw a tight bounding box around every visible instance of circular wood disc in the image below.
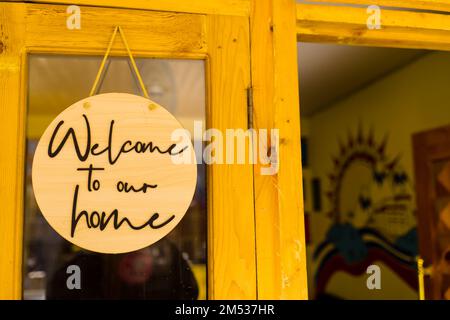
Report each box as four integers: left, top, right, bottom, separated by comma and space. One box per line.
32, 93, 197, 254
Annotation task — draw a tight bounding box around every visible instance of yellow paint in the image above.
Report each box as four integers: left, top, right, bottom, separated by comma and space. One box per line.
251, 0, 308, 300
0, 3, 27, 299
23, 0, 251, 17
297, 3, 450, 51
1, 2, 256, 299
205, 14, 257, 299
310, 0, 450, 13
191, 264, 207, 300
24, 5, 207, 54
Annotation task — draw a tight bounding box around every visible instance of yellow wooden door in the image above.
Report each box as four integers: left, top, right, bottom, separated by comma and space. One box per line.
0, 2, 256, 299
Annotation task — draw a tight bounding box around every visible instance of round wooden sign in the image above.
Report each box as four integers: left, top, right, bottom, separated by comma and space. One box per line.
32, 93, 197, 254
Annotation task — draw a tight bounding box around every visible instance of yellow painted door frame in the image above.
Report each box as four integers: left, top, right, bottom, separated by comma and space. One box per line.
3, 0, 449, 301
296, 2, 450, 50
249, 0, 308, 300
0, 1, 308, 301
0, 1, 257, 299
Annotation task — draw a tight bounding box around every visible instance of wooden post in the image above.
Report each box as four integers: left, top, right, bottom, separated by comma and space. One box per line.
0, 3, 26, 299
250, 0, 308, 299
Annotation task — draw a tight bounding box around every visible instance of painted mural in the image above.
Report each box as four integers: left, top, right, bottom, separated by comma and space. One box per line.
313, 126, 418, 299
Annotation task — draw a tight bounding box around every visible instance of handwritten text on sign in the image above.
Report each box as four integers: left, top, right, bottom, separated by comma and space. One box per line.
32, 93, 197, 254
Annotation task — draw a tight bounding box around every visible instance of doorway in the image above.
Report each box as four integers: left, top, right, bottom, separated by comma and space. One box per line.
298, 43, 450, 299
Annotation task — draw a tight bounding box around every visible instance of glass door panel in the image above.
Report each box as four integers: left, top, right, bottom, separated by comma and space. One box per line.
23, 55, 207, 300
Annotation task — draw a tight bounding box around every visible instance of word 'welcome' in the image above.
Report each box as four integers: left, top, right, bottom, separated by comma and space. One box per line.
48, 114, 187, 164
47, 114, 183, 237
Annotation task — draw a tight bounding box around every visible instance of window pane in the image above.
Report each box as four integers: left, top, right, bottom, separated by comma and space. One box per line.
23, 55, 207, 300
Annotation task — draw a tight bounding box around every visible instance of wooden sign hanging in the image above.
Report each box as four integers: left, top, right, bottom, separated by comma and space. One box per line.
32, 93, 197, 253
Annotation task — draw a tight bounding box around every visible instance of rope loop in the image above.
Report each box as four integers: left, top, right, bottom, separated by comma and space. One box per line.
90, 26, 149, 99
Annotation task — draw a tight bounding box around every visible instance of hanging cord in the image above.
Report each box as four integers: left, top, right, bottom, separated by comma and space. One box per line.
90, 26, 150, 99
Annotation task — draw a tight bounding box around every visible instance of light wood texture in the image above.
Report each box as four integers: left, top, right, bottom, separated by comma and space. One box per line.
9, 0, 251, 16
0, 2, 257, 299
0, 3, 27, 299
25, 4, 206, 55
206, 14, 257, 299
32, 93, 197, 254
308, 0, 450, 13
297, 3, 450, 51
251, 0, 308, 299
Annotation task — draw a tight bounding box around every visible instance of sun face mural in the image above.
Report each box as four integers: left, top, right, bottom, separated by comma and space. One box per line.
313, 126, 419, 299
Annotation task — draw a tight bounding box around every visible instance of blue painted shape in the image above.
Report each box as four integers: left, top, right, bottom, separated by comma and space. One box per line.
326, 223, 368, 264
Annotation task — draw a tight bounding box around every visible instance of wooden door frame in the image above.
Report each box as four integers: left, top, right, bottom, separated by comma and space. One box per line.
0, 0, 310, 301
296, 2, 450, 51
412, 126, 450, 300
0, 1, 258, 299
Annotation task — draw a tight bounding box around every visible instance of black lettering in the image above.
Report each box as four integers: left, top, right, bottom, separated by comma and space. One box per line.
77, 165, 104, 191
70, 184, 175, 236
116, 181, 158, 193
48, 115, 187, 165
48, 115, 91, 161
71, 185, 91, 237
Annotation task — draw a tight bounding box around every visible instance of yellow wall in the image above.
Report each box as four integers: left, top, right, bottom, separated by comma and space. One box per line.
305, 51, 450, 299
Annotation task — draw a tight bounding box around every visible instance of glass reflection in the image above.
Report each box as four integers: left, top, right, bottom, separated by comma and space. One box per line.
23, 56, 206, 300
